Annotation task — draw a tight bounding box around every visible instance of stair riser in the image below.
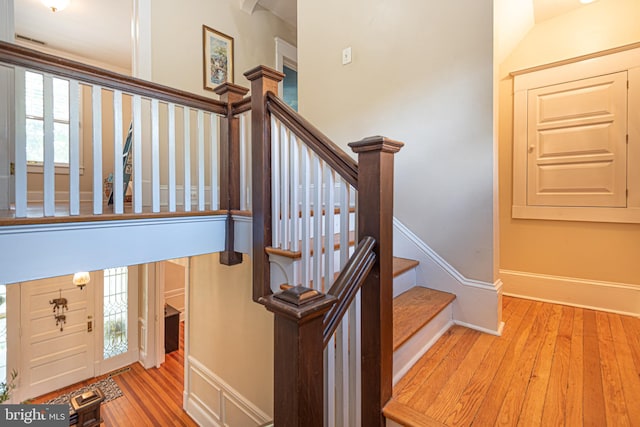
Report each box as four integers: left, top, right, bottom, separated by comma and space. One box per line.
393, 303, 453, 386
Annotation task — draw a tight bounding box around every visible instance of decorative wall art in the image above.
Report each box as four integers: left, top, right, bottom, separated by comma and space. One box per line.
202, 25, 234, 90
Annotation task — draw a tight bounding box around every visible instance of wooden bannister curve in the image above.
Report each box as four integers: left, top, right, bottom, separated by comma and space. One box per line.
0, 41, 227, 115
266, 92, 359, 188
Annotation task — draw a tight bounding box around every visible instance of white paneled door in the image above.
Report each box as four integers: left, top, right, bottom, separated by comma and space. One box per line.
527, 71, 628, 208
19, 274, 95, 401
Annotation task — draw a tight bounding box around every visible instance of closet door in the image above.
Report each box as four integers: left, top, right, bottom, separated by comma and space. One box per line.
526, 71, 628, 207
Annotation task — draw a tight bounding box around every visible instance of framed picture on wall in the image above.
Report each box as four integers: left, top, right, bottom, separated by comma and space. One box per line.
202, 25, 234, 90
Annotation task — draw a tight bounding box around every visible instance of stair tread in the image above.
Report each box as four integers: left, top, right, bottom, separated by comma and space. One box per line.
393, 287, 455, 351
384, 398, 446, 427
393, 257, 419, 278
265, 231, 356, 259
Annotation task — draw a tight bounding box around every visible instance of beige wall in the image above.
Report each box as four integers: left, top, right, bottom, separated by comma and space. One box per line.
150, 0, 296, 96
499, 0, 640, 284
189, 253, 273, 416
298, 0, 495, 282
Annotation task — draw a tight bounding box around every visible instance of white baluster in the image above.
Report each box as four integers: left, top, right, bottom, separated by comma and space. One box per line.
92, 86, 102, 215
183, 107, 191, 211
339, 180, 350, 268
43, 74, 54, 216
113, 90, 123, 214
132, 95, 142, 213
281, 126, 290, 250
14, 67, 27, 217
349, 292, 362, 427
300, 144, 311, 287
336, 317, 350, 427
324, 335, 336, 427
290, 133, 300, 284
312, 155, 323, 291
271, 116, 280, 248
197, 110, 205, 211
244, 112, 252, 211
68, 79, 80, 215
324, 165, 335, 291
150, 98, 160, 212
210, 113, 219, 210
168, 102, 176, 212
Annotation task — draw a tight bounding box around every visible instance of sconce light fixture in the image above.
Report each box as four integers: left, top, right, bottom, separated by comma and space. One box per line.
41, 0, 70, 12
73, 271, 90, 290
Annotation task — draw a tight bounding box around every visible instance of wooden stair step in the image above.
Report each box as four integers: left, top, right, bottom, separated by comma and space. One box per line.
383, 399, 446, 427
265, 231, 356, 259
393, 287, 455, 351
393, 257, 419, 278
281, 256, 419, 288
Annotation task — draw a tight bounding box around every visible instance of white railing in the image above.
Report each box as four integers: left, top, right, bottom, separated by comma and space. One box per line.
2, 45, 226, 219
269, 115, 362, 427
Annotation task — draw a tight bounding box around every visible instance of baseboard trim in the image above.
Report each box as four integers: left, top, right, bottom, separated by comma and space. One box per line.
500, 269, 640, 317
393, 218, 502, 333
186, 355, 271, 427
27, 190, 93, 203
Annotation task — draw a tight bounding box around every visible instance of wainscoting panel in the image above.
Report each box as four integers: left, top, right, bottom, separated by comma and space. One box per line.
186, 356, 270, 427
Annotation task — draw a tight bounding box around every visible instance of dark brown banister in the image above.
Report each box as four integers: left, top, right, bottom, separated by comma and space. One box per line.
0, 41, 227, 115
322, 235, 376, 346
265, 92, 359, 188
246, 65, 403, 427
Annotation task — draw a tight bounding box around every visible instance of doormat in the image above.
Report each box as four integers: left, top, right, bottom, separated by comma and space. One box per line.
43, 377, 123, 424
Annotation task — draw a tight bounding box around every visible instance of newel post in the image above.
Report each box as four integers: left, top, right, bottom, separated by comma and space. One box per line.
260, 287, 337, 427
244, 66, 284, 301
349, 136, 404, 427
215, 83, 249, 266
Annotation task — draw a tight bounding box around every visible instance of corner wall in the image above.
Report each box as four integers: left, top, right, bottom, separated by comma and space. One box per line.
297, 0, 495, 283
498, 0, 640, 310
187, 254, 273, 426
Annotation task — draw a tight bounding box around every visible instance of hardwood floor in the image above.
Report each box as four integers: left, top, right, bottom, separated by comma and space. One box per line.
32, 322, 197, 426
389, 296, 640, 426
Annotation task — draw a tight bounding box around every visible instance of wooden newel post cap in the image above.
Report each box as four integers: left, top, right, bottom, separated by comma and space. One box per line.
260, 287, 337, 322
244, 65, 285, 83
213, 82, 249, 99
348, 135, 405, 154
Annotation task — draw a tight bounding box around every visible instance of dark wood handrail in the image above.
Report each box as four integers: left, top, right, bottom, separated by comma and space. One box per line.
323, 236, 376, 347
232, 96, 252, 115
266, 92, 359, 189
0, 41, 227, 115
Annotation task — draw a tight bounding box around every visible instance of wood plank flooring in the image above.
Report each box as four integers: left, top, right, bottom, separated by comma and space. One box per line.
387, 296, 640, 426
32, 322, 196, 426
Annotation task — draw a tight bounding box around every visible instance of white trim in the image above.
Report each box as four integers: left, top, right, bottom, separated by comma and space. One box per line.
240, 0, 260, 15
393, 218, 502, 333
393, 305, 453, 386
186, 355, 271, 427
132, 0, 152, 80
454, 320, 505, 337
275, 37, 297, 95
500, 269, 640, 317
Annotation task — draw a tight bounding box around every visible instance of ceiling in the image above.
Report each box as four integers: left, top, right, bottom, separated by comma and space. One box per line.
13, 0, 594, 72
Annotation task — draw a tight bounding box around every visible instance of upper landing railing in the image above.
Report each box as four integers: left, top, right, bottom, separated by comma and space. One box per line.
0, 41, 246, 220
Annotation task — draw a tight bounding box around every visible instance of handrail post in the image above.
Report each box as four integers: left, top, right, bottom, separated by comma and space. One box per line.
260, 287, 337, 427
349, 136, 404, 427
215, 83, 249, 266
244, 66, 284, 301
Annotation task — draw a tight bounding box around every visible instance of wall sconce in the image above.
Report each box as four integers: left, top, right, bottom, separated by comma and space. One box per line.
73, 272, 90, 290
41, 0, 70, 12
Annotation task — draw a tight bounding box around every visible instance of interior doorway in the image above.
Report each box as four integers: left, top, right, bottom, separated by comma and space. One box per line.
275, 37, 298, 111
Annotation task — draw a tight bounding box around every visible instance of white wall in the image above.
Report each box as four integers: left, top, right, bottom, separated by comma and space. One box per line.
150, 0, 296, 96
298, 0, 495, 283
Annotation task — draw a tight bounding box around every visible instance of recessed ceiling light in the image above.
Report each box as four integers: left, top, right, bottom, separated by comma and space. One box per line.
580, 0, 597, 4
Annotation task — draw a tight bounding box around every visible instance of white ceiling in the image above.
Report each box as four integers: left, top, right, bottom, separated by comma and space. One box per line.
12, 0, 593, 73
14, 0, 133, 70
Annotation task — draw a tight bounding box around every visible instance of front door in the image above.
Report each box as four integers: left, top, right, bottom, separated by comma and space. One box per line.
19, 274, 95, 401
